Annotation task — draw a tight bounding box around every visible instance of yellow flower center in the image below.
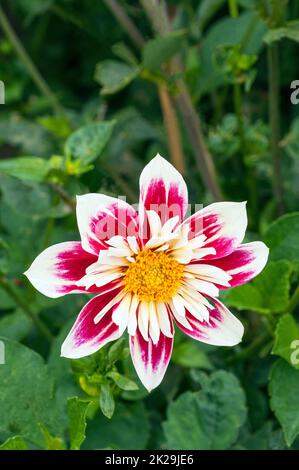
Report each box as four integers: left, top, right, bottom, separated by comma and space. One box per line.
123, 249, 183, 302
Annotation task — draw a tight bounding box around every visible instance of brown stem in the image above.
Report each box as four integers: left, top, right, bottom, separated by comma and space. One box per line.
267, 43, 284, 215
103, 161, 138, 203
49, 183, 76, 211
175, 80, 222, 199
102, 0, 186, 177
158, 86, 186, 175
0, 4, 66, 117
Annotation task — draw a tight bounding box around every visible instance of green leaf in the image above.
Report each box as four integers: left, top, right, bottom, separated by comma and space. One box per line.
38, 115, 72, 139
15, 0, 53, 22
99, 383, 115, 419
39, 424, 66, 450
83, 401, 149, 450
94, 60, 139, 95
0, 117, 54, 157
0, 175, 52, 219
107, 372, 139, 391
67, 397, 90, 450
269, 360, 299, 446
264, 213, 299, 267
196, 0, 226, 32
0, 157, 51, 183
163, 370, 247, 449
0, 338, 64, 446
264, 20, 299, 44
223, 261, 291, 314
0, 436, 29, 450
107, 338, 125, 366
198, 12, 266, 96
65, 121, 115, 165
142, 30, 186, 71
0, 310, 32, 341
172, 341, 213, 369
272, 314, 299, 369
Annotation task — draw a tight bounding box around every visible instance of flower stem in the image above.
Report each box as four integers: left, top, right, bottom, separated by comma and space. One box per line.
102, 0, 145, 48
158, 86, 186, 175
49, 183, 76, 211
0, 277, 53, 343
103, 162, 138, 203
267, 43, 284, 214
228, 0, 239, 18
0, 4, 66, 117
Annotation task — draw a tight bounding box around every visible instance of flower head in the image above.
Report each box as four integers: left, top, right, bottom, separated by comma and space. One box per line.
24, 154, 269, 391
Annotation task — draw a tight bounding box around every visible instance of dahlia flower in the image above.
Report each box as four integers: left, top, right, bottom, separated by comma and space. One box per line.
24, 155, 269, 391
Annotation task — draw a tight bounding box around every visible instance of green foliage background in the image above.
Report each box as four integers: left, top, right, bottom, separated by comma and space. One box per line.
0, 0, 299, 450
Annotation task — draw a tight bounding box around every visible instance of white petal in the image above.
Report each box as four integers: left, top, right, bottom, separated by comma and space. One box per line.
127, 295, 139, 336
149, 301, 160, 345
157, 303, 173, 338
184, 278, 219, 297
139, 154, 188, 231
138, 301, 149, 341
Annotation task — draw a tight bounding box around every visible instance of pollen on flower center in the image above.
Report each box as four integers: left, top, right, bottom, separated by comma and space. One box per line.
123, 249, 183, 303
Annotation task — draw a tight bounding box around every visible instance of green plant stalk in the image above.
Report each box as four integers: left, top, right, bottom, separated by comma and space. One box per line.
233, 81, 258, 223
0, 277, 53, 342
0, 4, 66, 117
233, 82, 246, 160
50, 4, 84, 29
103, 162, 138, 203
102, 0, 145, 48
287, 286, 299, 313
226, 331, 271, 364
267, 43, 284, 214
228, 0, 239, 18
49, 183, 76, 211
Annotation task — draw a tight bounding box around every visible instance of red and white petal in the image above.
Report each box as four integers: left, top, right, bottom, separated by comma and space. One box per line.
184, 201, 247, 260
139, 154, 188, 239
130, 320, 174, 392
76, 193, 139, 255
61, 288, 124, 359
24, 242, 97, 298
173, 297, 244, 347
202, 242, 269, 288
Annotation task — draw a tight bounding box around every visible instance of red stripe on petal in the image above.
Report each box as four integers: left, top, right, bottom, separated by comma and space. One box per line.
139, 155, 188, 241
77, 194, 139, 255
201, 242, 269, 288
55, 243, 97, 281
130, 321, 174, 391
172, 297, 244, 347
184, 202, 247, 260
24, 241, 100, 298
61, 287, 123, 358
143, 178, 167, 211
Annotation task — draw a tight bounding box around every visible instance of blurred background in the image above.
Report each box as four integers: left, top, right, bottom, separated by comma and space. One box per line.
0, 0, 299, 451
